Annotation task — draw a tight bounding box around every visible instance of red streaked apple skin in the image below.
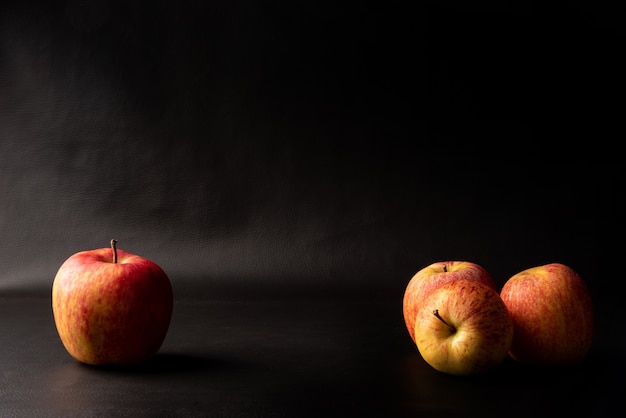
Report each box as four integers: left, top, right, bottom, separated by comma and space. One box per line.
500, 263, 594, 367
414, 279, 513, 376
52, 247, 173, 366
403, 261, 497, 343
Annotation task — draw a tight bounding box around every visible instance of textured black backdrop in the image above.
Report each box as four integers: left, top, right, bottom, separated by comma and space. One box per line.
1, 0, 624, 309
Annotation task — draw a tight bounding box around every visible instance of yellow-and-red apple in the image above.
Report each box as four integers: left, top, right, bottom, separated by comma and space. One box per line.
414, 279, 514, 376
403, 261, 497, 343
500, 263, 594, 366
52, 240, 173, 366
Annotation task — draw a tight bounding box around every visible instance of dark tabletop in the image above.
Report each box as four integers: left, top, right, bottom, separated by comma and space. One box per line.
1, 283, 622, 418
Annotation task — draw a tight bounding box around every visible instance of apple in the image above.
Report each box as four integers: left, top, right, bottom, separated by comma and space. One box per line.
413, 279, 514, 375
52, 240, 173, 366
403, 261, 497, 343
500, 263, 594, 366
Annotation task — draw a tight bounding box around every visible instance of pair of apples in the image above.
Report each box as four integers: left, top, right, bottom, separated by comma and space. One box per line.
402, 261, 594, 376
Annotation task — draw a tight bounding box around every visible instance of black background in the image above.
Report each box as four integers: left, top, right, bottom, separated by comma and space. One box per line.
1, 1, 625, 417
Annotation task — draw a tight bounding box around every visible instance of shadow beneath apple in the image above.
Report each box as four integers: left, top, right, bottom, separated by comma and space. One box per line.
465, 348, 614, 389
82, 352, 244, 375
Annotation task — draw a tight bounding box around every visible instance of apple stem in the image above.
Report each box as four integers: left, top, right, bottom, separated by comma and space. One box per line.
433, 309, 455, 332
443, 264, 448, 272
111, 239, 118, 264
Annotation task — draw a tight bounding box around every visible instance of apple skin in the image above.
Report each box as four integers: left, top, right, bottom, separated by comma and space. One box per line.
52, 243, 173, 366
414, 279, 514, 376
403, 261, 497, 343
500, 263, 594, 367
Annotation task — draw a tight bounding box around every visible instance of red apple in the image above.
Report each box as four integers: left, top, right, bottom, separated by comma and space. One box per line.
500, 263, 594, 366
414, 279, 514, 375
403, 261, 497, 343
52, 240, 173, 366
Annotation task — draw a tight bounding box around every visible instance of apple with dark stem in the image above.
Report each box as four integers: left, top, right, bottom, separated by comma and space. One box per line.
52, 239, 173, 366
403, 261, 497, 343
413, 279, 514, 376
